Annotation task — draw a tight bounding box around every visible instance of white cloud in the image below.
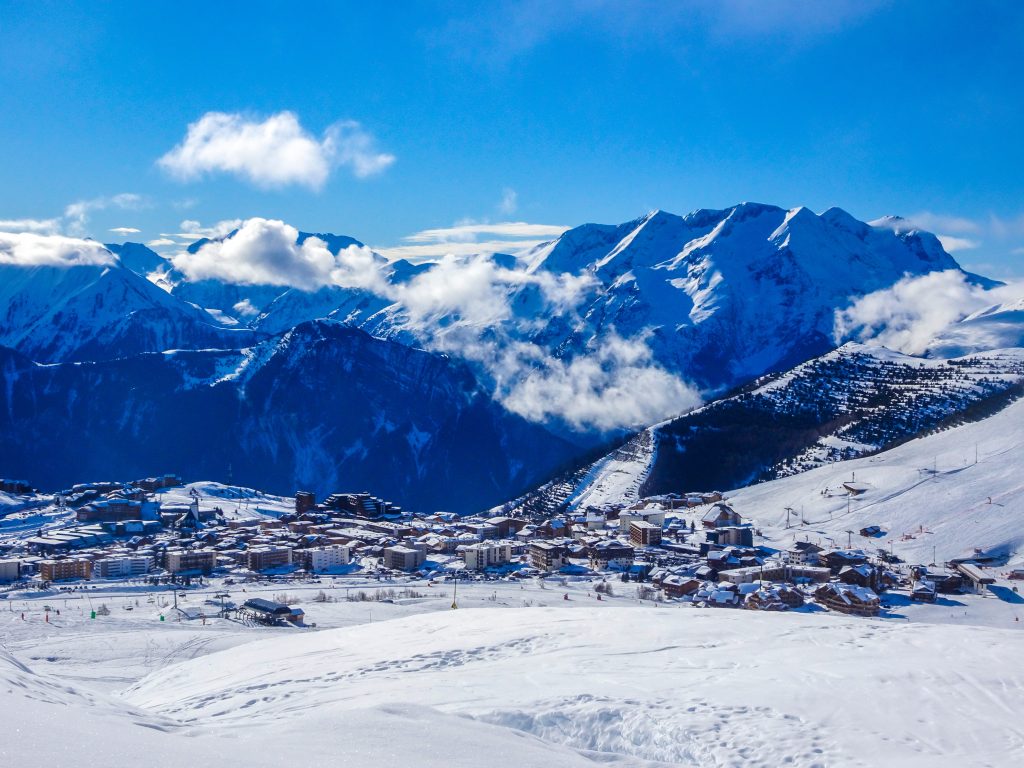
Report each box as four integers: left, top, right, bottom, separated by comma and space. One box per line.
406, 221, 569, 243
158, 111, 394, 189
380, 220, 569, 261
109, 226, 141, 235
146, 238, 176, 248
324, 120, 396, 179
0, 231, 115, 268
176, 218, 244, 240
167, 217, 694, 431
498, 187, 518, 216
936, 235, 980, 253
908, 211, 980, 235
64, 193, 147, 235
170, 217, 386, 292
495, 335, 701, 431
232, 299, 260, 318
833, 270, 1023, 355
377, 238, 553, 261
0, 217, 61, 234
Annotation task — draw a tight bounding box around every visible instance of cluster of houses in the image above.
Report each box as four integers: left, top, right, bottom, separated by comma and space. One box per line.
0, 478, 999, 620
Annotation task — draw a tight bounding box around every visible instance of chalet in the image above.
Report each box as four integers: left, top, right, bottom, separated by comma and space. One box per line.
814, 583, 880, 616
588, 541, 635, 571
788, 541, 824, 564
661, 575, 701, 598
744, 587, 788, 611
701, 503, 741, 529
912, 580, 937, 602
707, 526, 753, 547
819, 549, 868, 574
838, 564, 877, 589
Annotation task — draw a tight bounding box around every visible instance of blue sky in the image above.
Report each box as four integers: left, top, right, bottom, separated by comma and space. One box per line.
1, 0, 1022, 275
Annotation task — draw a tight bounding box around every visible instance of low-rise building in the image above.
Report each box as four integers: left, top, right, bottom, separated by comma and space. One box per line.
39, 558, 92, 582
165, 549, 216, 574
308, 545, 351, 572
529, 541, 565, 571
94, 555, 152, 579
461, 541, 518, 570
588, 541, 635, 571
629, 520, 662, 547
0, 559, 22, 582
247, 546, 293, 571
383, 545, 425, 571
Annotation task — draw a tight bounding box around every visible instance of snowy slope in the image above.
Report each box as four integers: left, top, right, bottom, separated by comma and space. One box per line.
928, 295, 1024, 357
0, 262, 255, 362
517, 343, 1024, 512
118, 606, 1024, 767
728, 391, 1024, 566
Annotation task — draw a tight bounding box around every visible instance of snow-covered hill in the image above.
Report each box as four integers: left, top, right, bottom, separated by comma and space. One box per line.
115, 606, 1024, 767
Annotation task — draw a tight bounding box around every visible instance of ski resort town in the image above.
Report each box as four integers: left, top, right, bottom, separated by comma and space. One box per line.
1, 474, 1018, 624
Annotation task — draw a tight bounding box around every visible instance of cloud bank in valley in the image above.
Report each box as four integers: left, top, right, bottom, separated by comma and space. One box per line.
170, 217, 699, 431
158, 112, 395, 189
834, 270, 1024, 355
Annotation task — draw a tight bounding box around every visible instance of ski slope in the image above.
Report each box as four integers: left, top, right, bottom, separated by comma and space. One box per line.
728, 393, 1024, 566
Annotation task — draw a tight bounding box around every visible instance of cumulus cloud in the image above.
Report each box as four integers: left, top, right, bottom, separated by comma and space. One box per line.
158, 111, 394, 189
0, 231, 116, 268
833, 270, 1023, 355
495, 335, 701, 431
170, 217, 386, 293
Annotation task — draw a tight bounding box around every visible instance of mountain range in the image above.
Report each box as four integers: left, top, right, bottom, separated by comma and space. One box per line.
1, 201, 1019, 511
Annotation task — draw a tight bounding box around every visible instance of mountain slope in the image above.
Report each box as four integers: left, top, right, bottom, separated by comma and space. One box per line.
0, 320, 576, 512
520, 204, 964, 389
503, 343, 1024, 515
0, 262, 256, 362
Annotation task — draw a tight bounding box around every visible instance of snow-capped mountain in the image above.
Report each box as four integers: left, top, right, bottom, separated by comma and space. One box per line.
501, 343, 1024, 517
515, 204, 965, 389
104, 241, 170, 276
0, 320, 575, 512
0, 261, 256, 363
